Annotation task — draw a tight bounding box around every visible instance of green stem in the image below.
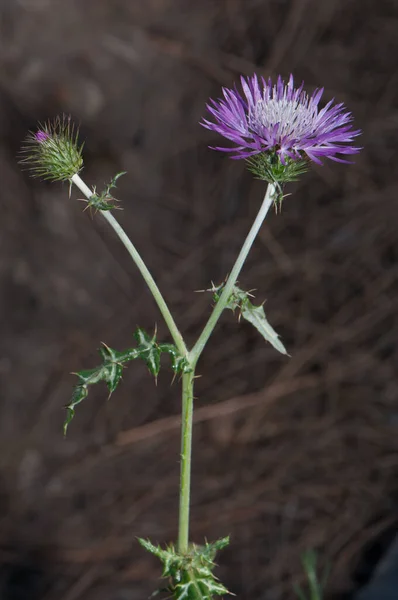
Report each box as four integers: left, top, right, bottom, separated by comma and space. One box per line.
189, 182, 276, 366
178, 369, 195, 553
72, 174, 275, 559
71, 174, 188, 359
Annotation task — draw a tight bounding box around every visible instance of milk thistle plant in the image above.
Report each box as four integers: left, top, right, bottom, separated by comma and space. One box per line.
20, 75, 360, 599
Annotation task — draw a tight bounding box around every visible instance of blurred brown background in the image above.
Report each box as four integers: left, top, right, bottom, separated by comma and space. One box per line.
0, 0, 397, 598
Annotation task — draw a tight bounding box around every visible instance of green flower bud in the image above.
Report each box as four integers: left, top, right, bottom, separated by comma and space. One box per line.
20, 115, 83, 181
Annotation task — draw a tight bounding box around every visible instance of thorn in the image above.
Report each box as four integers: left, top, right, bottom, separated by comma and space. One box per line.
195, 281, 220, 293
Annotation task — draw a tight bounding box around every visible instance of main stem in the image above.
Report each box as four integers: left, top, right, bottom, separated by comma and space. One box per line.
177, 182, 275, 552
178, 369, 195, 553
71, 174, 187, 358
189, 182, 276, 366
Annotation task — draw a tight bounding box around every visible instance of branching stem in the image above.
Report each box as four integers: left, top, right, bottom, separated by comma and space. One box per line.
189, 182, 276, 367
71, 174, 275, 558
71, 174, 187, 359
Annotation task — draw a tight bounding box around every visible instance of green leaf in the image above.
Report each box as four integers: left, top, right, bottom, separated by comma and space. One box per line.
294, 550, 328, 600
241, 302, 288, 355
210, 283, 288, 356
87, 171, 127, 212
64, 328, 190, 434
134, 328, 162, 377
139, 537, 232, 599
158, 343, 192, 374
201, 536, 230, 561
64, 385, 88, 436
138, 538, 168, 561
99, 344, 126, 394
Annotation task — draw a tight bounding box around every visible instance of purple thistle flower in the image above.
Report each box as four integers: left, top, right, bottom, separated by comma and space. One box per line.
201, 74, 361, 166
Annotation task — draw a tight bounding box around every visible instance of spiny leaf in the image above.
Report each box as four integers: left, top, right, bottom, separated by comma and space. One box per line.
241, 302, 288, 355
139, 537, 231, 599
87, 171, 127, 212
64, 385, 88, 436
65, 328, 190, 434
158, 343, 192, 374
100, 344, 130, 394
174, 574, 229, 600
138, 538, 169, 561
210, 283, 288, 355
201, 537, 230, 561
134, 328, 162, 377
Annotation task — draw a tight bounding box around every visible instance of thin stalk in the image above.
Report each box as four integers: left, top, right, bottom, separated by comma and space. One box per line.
71, 174, 188, 358
178, 369, 195, 553
189, 182, 276, 366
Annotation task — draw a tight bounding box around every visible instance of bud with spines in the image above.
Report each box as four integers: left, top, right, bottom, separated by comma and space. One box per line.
20, 115, 83, 182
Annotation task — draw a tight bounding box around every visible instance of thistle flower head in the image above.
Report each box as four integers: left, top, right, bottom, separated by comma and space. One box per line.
20, 115, 83, 182
201, 74, 361, 183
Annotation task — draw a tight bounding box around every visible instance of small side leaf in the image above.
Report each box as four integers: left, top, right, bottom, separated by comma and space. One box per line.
134, 328, 162, 377
64, 385, 88, 436
241, 302, 288, 355
100, 344, 125, 394
138, 538, 168, 562
158, 343, 192, 374
209, 282, 288, 356
65, 328, 191, 433
201, 536, 230, 561
87, 171, 127, 212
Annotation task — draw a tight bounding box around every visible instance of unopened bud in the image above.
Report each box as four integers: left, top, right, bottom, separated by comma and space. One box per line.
20, 115, 83, 182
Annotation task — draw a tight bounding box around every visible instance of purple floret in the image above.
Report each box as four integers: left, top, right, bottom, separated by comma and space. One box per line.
35, 130, 50, 143
201, 74, 361, 165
